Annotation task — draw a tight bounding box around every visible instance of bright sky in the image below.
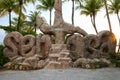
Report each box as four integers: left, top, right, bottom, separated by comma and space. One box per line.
0, 1, 120, 45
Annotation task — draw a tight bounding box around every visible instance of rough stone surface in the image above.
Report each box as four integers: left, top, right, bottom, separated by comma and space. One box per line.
3, 32, 23, 58
84, 34, 100, 58
73, 58, 110, 68
20, 35, 35, 57
36, 0, 88, 44
66, 30, 117, 60
3, 0, 117, 70
66, 34, 85, 61
45, 44, 71, 69
98, 30, 117, 53
23, 56, 39, 68
41, 35, 52, 58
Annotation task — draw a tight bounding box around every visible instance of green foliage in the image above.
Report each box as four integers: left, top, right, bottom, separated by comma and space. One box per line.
0, 45, 9, 66
109, 53, 120, 67
0, 25, 36, 36
109, 52, 120, 59
0, 26, 16, 33
90, 61, 109, 68
19, 30, 36, 36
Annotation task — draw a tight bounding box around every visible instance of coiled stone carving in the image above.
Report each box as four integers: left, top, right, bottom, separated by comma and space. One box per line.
66, 34, 85, 61
41, 35, 52, 58
3, 32, 23, 58
98, 30, 116, 53
66, 30, 117, 60
20, 35, 35, 57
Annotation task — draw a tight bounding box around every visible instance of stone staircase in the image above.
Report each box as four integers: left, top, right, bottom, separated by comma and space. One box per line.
45, 44, 71, 69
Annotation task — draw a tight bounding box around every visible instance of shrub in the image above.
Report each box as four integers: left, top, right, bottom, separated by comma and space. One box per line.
109, 53, 120, 67
0, 45, 9, 67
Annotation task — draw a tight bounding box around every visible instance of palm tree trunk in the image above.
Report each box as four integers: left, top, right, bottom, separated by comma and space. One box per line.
17, 0, 23, 31
72, 0, 74, 25
117, 13, 120, 27
49, 9, 52, 26
9, 11, 12, 31
104, 0, 112, 32
93, 15, 98, 34
90, 15, 98, 34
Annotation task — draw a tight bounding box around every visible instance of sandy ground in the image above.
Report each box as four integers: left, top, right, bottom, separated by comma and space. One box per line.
0, 68, 120, 80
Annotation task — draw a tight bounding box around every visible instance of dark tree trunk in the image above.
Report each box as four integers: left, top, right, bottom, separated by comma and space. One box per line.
72, 0, 75, 25
17, 0, 23, 31
117, 12, 120, 27
93, 15, 98, 34
9, 10, 12, 31
50, 9, 52, 26
90, 15, 98, 34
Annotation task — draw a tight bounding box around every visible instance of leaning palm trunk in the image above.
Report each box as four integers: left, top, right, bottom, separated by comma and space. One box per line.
93, 15, 98, 34
104, 0, 112, 32
90, 15, 98, 34
117, 13, 120, 27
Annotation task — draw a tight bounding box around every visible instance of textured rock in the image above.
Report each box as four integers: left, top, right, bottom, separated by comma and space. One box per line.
98, 30, 117, 53
3, 0, 117, 70
73, 58, 110, 69
45, 61, 62, 69
20, 35, 35, 57
12, 57, 25, 63
35, 35, 42, 57
46, 44, 71, 69
41, 35, 52, 58
36, 0, 88, 44
3, 32, 23, 58
84, 34, 100, 58
3, 62, 12, 69
66, 34, 85, 61
23, 55, 39, 68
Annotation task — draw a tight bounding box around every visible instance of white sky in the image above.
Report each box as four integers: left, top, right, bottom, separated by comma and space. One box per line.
0, 1, 120, 44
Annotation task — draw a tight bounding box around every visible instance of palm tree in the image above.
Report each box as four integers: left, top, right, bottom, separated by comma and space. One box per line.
103, 0, 112, 32
64, 0, 82, 25
17, 0, 36, 31
80, 0, 103, 34
36, 0, 55, 26
0, 0, 19, 31
26, 11, 41, 35
11, 17, 26, 28
108, 0, 120, 27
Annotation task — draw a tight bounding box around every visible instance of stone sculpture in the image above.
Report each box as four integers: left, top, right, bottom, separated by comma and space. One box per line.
67, 30, 117, 61
66, 34, 85, 61
21, 35, 35, 57
3, 32, 52, 70
3, 0, 117, 70
36, 0, 88, 44
4, 32, 23, 58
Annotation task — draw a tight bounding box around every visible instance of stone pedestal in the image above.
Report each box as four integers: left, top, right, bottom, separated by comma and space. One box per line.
45, 44, 71, 69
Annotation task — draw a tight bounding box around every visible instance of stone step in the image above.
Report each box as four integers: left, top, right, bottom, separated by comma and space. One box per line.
51, 44, 67, 50
50, 49, 62, 54
58, 58, 71, 69
60, 52, 70, 57
61, 50, 70, 53
49, 54, 60, 61
58, 57, 71, 62
45, 61, 62, 69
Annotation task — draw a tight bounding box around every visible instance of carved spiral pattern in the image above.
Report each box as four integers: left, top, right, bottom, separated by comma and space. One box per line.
98, 30, 117, 53
41, 35, 52, 58
3, 32, 23, 58
20, 35, 35, 57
